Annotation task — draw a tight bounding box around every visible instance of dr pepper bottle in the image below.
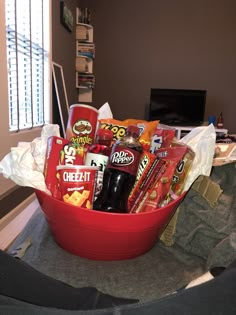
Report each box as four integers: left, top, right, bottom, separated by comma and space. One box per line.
93, 125, 143, 213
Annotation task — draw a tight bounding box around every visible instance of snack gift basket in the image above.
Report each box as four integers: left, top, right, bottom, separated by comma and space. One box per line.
0, 104, 216, 261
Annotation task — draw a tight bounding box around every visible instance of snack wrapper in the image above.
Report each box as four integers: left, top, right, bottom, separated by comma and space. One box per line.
150, 124, 176, 154
129, 153, 166, 213
137, 160, 175, 213
169, 142, 195, 196
99, 118, 159, 151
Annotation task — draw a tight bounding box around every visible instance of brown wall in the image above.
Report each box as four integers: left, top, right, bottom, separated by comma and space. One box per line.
52, 0, 78, 105
53, 0, 236, 133
79, 0, 236, 133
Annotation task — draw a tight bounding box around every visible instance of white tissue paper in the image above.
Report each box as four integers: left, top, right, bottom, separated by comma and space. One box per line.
180, 124, 216, 191
0, 124, 60, 194
97, 102, 113, 120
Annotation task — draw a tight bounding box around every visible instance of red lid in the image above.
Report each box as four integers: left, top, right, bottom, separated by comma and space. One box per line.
96, 128, 113, 140
126, 125, 140, 136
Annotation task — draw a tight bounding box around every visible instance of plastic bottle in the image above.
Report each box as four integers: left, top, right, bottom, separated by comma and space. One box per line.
93, 125, 143, 213
217, 112, 224, 129
85, 128, 113, 199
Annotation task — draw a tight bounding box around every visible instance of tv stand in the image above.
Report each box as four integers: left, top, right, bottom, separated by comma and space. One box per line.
173, 125, 228, 139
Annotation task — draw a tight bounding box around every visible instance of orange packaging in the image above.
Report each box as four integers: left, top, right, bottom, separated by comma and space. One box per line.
56, 165, 99, 209
128, 151, 166, 213
170, 141, 195, 196
138, 160, 177, 213
99, 118, 159, 152
66, 104, 98, 150
139, 144, 195, 212
44, 136, 85, 199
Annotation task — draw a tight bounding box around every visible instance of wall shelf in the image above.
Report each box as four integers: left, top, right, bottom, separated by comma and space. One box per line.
173, 125, 228, 139
76, 7, 94, 104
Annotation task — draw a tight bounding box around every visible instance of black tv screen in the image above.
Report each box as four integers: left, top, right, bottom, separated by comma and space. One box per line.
149, 88, 207, 126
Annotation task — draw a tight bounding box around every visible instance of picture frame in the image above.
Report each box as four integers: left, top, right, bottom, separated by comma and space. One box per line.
60, 1, 74, 32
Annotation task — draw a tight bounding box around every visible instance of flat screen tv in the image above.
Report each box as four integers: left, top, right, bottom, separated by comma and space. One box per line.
149, 88, 207, 126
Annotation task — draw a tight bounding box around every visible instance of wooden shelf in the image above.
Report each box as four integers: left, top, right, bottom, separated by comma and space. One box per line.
173, 125, 228, 139
76, 7, 94, 104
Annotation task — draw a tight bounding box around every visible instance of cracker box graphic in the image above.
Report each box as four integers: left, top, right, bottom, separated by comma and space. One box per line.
56, 165, 99, 209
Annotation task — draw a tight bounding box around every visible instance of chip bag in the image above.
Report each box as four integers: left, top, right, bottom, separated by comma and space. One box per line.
99, 118, 159, 152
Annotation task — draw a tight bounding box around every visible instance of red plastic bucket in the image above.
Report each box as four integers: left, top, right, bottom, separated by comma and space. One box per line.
35, 189, 186, 260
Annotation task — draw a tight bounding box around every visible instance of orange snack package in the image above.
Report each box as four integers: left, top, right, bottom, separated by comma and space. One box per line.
128, 151, 166, 213
156, 145, 194, 206
137, 144, 194, 213
169, 140, 195, 197
99, 118, 159, 152
138, 160, 178, 213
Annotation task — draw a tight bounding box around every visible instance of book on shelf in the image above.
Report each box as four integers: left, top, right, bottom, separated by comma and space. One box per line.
78, 52, 94, 59
77, 73, 95, 89
77, 42, 95, 59
77, 42, 95, 49
76, 7, 91, 25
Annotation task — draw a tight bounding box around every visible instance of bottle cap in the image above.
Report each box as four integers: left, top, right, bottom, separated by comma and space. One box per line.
96, 128, 113, 141
126, 125, 140, 136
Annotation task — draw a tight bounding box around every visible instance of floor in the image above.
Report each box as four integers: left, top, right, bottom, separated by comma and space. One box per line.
0, 193, 38, 250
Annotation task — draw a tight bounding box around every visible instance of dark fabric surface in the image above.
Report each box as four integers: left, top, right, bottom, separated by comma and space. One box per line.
0, 250, 138, 310
7, 206, 206, 302
174, 162, 236, 268
3, 163, 236, 313
1, 261, 236, 314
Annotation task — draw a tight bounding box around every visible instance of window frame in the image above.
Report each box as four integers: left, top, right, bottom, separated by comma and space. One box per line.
0, 0, 52, 197
5, 0, 51, 133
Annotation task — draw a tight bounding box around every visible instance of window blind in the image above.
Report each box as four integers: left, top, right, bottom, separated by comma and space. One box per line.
5, 0, 50, 132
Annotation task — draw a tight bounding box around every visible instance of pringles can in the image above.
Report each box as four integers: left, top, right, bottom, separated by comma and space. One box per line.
66, 104, 99, 151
